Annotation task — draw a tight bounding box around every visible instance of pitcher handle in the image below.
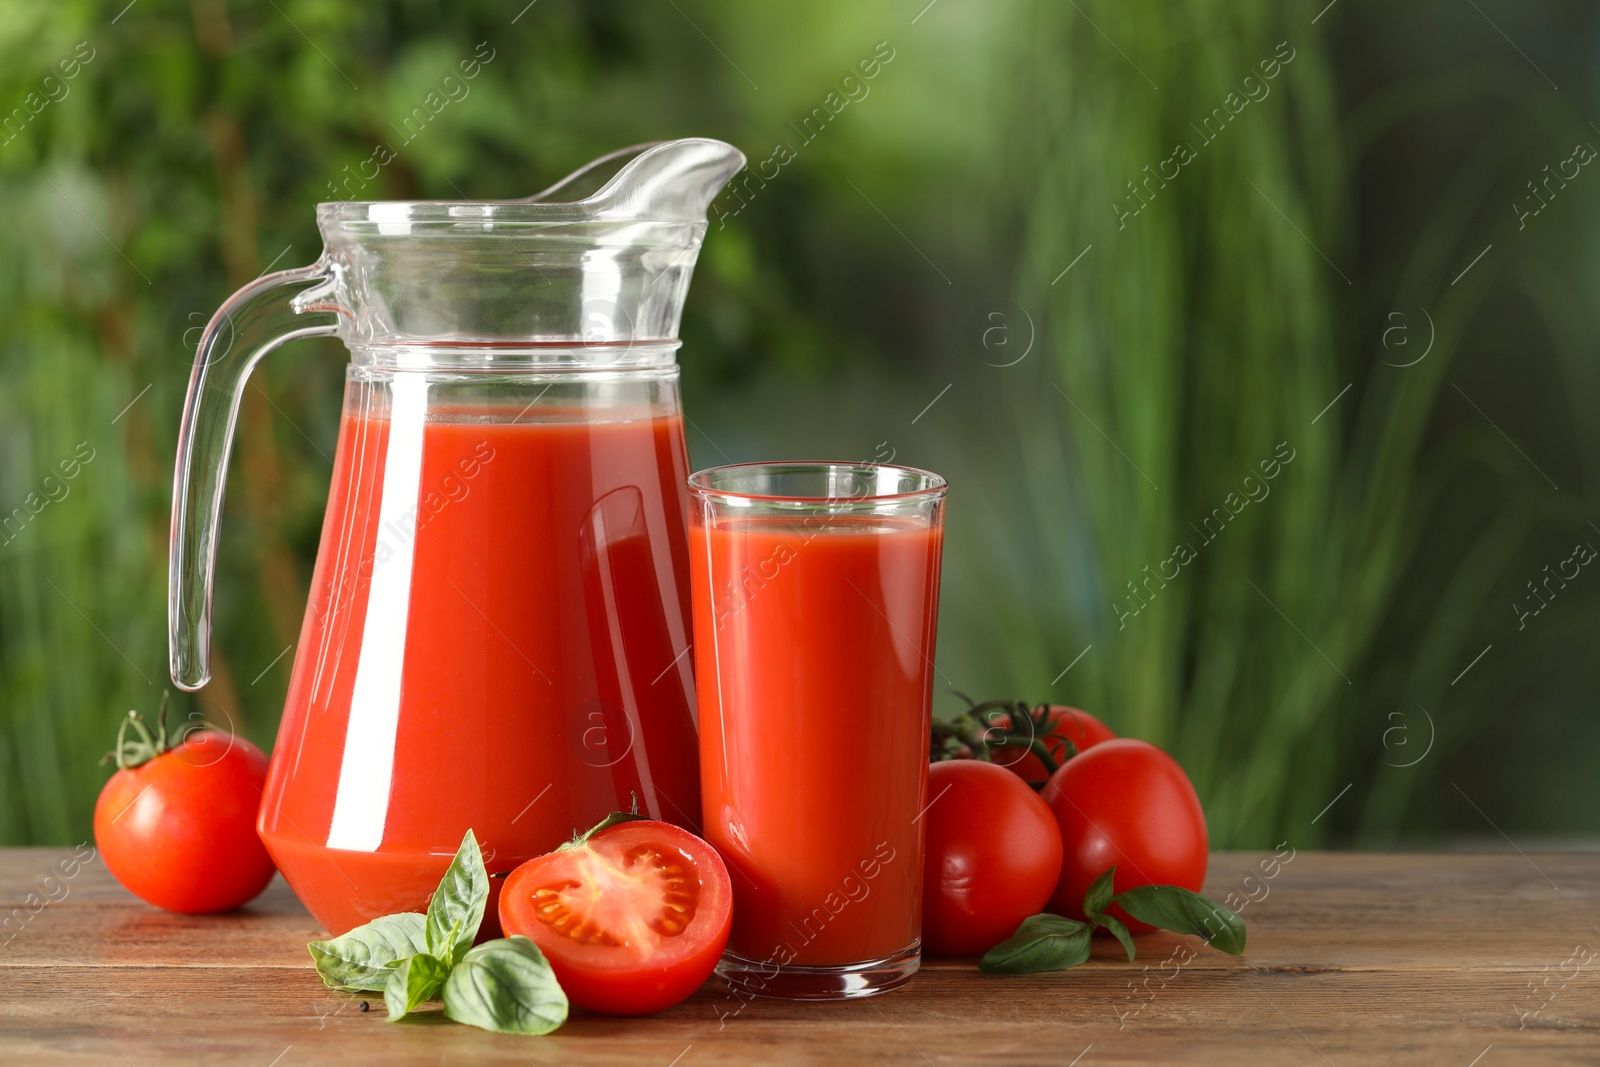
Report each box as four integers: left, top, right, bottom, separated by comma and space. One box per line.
169, 258, 340, 690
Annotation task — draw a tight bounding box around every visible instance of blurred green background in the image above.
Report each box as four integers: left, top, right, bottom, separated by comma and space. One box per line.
1, 0, 1596, 850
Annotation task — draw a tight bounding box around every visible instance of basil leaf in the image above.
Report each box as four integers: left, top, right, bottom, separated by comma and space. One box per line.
1114, 885, 1246, 955
308, 912, 429, 992
426, 829, 489, 967
1094, 912, 1136, 962
979, 913, 1092, 974
1083, 866, 1116, 919
384, 952, 450, 1021
441, 937, 569, 1035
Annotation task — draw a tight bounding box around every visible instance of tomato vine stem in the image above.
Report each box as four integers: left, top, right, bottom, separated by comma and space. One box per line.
930, 695, 1077, 789
101, 691, 184, 770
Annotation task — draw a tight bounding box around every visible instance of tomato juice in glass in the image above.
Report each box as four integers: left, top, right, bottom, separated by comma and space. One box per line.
257, 373, 702, 935
688, 463, 947, 999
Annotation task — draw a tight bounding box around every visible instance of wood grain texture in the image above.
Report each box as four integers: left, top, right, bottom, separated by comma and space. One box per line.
3, 848, 1598, 1065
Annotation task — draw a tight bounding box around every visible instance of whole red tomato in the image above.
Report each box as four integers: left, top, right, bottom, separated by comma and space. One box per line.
988, 706, 1117, 785
94, 707, 276, 914
922, 761, 1063, 955
499, 818, 731, 1015
1042, 738, 1207, 932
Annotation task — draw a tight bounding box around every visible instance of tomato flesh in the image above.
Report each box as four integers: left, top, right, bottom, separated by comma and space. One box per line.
499, 820, 731, 1015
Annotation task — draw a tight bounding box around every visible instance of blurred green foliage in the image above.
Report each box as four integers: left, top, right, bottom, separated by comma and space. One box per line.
1, 0, 1595, 848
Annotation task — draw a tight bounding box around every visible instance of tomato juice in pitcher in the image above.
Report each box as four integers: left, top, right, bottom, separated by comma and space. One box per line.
169, 141, 746, 932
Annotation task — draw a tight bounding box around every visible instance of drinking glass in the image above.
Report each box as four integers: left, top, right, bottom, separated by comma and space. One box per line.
688, 462, 947, 999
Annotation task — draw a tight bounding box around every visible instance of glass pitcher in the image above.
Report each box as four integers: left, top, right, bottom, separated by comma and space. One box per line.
169, 138, 746, 933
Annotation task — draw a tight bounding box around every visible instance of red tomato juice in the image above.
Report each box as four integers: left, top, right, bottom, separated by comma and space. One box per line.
259, 401, 701, 934
690, 514, 943, 967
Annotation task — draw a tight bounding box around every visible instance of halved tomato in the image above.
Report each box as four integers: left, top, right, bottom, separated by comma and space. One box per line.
499, 817, 732, 1015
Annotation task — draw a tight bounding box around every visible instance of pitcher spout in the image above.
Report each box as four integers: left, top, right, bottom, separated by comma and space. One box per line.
302, 138, 747, 350
571, 138, 747, 225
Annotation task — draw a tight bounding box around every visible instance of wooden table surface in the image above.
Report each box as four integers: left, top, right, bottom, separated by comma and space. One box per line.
2, 847, 1597, 1065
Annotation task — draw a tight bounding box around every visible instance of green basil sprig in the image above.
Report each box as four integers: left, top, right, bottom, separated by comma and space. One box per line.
443, 938, 571, 1035
425, 829, 489, 968
308, 829, 568, 1035
308, 912, 429, 992
385, 952, 451, 1021
980, 865, 1246, 975
1115, 882, 1246, 955
1081, 866, 1137, 962
979, 913, 1092, 974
